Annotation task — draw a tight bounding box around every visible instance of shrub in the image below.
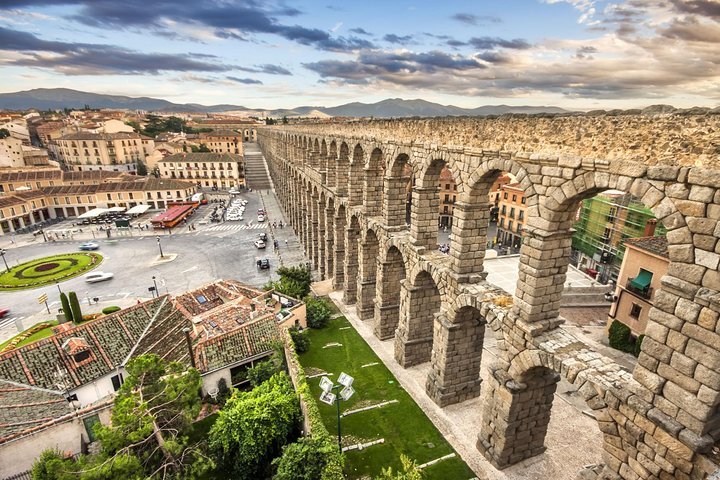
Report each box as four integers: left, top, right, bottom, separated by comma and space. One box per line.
31, 448, 66, 480
305, 296, 332, 329
68, 292, 82, 325
217, 377, 230, 405
59, 292, 72, 322
273, 436, 338, 480
375, 454, 424, 480
608, 320, 635, 354
247, 360, 280, 387
289, 327, 309, 353
102, 306, 121, 315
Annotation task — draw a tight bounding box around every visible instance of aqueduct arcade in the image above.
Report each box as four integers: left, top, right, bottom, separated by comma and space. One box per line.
258, 114, 720, 479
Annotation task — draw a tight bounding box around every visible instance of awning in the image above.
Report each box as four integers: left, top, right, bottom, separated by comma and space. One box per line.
77, 208, 109, 219
107, 206, 126, 213
630, 270, 652, 290
126, 204, 150, 215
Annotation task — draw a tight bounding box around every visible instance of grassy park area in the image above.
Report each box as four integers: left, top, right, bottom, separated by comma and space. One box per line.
0, 252, 102, 290
298, 316, 476, 479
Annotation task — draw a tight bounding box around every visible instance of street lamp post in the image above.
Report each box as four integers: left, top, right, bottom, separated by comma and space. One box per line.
319, 372, 356, 452
156, 235, 164, 258
0, 249, 9, 273
152, 276, 158, 298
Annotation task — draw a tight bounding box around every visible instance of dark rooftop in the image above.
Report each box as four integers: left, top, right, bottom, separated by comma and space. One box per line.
624, 236, 669, 259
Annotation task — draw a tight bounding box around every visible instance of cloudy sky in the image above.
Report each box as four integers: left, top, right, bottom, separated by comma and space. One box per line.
0, 0, 719, 109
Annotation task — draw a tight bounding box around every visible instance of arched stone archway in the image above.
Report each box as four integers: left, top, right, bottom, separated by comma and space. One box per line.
337, 142, 350, 196
349, 144, 365, 206
332, 204, 347, 290
364, 147, 385, 217
383, 151, 413, 229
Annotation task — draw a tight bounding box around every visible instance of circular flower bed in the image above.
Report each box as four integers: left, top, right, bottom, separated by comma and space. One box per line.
0, 253, 103, 290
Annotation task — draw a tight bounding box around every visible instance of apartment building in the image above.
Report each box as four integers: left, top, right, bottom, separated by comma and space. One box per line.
496, 182, 527, 249
55, 132, 155, 172
158, 152, 244, 189
607, 236, 669, 336
199, 130, 243, 154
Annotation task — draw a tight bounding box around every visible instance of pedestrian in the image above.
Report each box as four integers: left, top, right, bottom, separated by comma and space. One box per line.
285, 239, 288, 246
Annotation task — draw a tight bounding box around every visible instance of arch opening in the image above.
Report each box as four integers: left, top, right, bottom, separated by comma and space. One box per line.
394, 269, 441, 367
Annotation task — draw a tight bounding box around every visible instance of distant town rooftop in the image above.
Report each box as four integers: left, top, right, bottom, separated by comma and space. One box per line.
623, 236, 669, 259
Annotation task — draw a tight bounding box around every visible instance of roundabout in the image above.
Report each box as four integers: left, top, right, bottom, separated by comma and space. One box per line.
0, 253, 103, 291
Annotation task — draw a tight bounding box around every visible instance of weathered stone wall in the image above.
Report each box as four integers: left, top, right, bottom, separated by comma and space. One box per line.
258, 118, 720, 480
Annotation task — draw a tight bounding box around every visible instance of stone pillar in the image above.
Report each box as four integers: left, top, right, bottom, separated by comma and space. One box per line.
316, 199, 325, 278
394, 279, 439, 367
332, 211, 346, 290
426, 311, 484, 407
450, 201, 489, 278
324, 206, 334, 282
343, 226, 359, 304
373, 257, 405, 340
383, 175, 410, 229
512, 226, 571, 332
356, 239, 377, 320
363, 168, 383, 217
410, 185, 440, 249
477, 367, 558, 469
311, 196, 320, 270
348, 162, 364, 207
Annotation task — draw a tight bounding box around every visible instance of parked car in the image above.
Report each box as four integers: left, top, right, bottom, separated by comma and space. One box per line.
0, 308, 9, 318
256, 258, 270, 270
254, 240, 266, 249
85, 272, 114, 283
79, 242, 100, 251
257, 214, 265, 222
259, 232, 268, 242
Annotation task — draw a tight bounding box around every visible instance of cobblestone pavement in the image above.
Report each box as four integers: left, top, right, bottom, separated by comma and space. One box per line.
329, 290, 604, 480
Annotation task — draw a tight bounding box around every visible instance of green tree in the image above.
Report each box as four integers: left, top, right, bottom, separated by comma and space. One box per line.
264, 264, 312, 299
197, 143, 211, 153
0, 128, 10, 139
282, 116, 288, 124
68, 291, 82, 323
272, 436, 337, 480
246, 359, 280, 387
124, 120, 142, 132
94, 354, 212, 479
305, 296, 332, 329
209, 373, 300, 479
59, 292, 73, 322
135, 158, 148, 176
375, 455, 424, 480
289, 327, 309, 353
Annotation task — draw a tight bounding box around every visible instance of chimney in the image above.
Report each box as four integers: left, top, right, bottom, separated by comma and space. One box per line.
182, 327, 197, 369
644, 219, 657, 237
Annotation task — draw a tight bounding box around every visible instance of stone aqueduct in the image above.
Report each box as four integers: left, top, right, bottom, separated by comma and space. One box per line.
257, 115, 720, 479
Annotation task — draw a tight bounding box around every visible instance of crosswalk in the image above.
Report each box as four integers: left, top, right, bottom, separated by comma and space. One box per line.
202, 223, 268, 232
0, 315, 26, 331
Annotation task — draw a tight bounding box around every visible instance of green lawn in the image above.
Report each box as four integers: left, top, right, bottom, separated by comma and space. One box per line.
0, 252, 102, 290
298, 317, 476, 480
0, 321, 59, 351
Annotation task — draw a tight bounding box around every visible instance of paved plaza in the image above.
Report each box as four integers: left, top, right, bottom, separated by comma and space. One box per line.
0, 187, 309, 342
483, 254, 599, 294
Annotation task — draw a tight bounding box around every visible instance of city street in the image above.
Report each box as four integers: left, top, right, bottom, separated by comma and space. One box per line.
0, 188, 308, 342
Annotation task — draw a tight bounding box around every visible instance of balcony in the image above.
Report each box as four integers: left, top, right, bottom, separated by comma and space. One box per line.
626, 270, 653, 300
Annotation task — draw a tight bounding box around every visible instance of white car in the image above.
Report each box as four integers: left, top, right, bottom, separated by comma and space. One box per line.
85, 272, 114, 283
254, 240, 266, 249
257, 214, 265, 222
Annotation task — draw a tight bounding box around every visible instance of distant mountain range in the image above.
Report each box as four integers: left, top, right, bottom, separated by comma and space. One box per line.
0, 88, 570, 117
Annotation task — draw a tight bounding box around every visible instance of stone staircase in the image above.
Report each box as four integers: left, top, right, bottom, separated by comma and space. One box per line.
243, 143, 272, 190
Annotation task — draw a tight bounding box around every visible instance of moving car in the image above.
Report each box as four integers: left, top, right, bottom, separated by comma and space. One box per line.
85, 272, 114, 283
256, 258, 270, 270
257, 214, 265, 222
79, 242, 100, 251
254, 240, 266, 249
0, 308, 9, 318
259, 232, 268, 242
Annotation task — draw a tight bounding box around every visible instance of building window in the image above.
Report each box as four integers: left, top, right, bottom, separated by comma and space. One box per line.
445, 183, 450, 190
111, 373, 124, 391
503, 192, 508, 199
630, 303, 642, 319
508, 220, 513, 231
499, 218, 504, 228
501, 205, 506, 215
521, 197, 526, 204
510, 207, 515, 218
518, 211, 524, 221
512, 194, 517, 202
107, 193, 112, 200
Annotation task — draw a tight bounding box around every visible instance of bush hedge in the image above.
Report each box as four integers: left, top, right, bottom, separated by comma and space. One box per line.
283, 329, 344, 480
101, 306, 121, 315
305, 296, 332, 329
608, 320, 642, 356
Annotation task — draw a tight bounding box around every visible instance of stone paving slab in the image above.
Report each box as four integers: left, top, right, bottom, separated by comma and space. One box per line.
329, 290, 604, 480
